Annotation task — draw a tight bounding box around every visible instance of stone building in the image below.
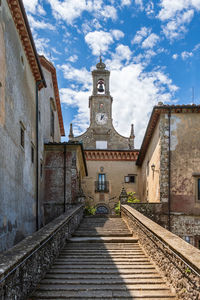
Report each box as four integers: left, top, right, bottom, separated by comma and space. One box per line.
69, 59, 139, 214
136, 104, 200, 248
0, 0, 65, 251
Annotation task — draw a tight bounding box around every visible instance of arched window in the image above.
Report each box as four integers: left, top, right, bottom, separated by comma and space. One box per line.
97, 79, 105, 94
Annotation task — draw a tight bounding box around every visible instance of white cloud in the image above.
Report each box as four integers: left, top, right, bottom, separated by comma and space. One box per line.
181, 51, 193, 60
145, 1, 154, 15
135, 0, 143, 10
67, 55, 78, 63
27, 15, 56, 31
23, 0, 39, 13
47, 0, 117, 25
111, 30, 125, 40
33, 34, 51, 58
142, 33, 160, 48
85, 30, 124, 56
121, 0, 131, 6
60, 64, 91, 89
100, 5, 117, 20
158, 0, 200, 40
132, 27, 151, 45
172, 54, 178, 59
106, 44, 132, 69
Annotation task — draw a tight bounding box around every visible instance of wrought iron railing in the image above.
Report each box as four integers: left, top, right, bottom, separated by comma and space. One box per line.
95, 181, 109, 193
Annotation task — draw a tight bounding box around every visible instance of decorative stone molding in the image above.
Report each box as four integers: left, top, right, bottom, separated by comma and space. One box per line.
121, 205, 200, 300
84, 150, 139, 161
0, 205, 84, 300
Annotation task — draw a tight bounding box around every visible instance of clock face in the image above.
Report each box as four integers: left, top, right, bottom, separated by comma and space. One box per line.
95, 113, 108, 125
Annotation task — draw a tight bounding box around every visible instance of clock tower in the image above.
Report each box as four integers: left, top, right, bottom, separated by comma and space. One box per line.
69, 58, 135, 150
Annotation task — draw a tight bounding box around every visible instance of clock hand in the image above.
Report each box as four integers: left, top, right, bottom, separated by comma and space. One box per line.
100, 114, 104, 120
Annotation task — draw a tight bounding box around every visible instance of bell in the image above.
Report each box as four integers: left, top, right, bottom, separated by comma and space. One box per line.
98, 82, 104, 93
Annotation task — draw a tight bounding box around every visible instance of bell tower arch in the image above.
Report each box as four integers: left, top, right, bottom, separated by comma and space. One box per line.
92, 57, 110, 96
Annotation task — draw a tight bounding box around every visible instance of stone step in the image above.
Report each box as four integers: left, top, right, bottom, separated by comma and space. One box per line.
54, 256, 149, 264
30, 217, 177, 300
68, 237, 138, 243
35, 283, 172, 291
31, 289, 176, 299
44, 273, 163, 280
73, 231, 132, 237
47, 268, 157, 274
41, 278, 165, 285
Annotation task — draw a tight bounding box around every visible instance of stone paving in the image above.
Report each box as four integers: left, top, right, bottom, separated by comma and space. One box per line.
29, 217, 177, 299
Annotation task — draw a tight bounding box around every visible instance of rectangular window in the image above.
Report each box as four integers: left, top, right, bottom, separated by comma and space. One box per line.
125, 175, 135, 183
95, 174, 109, 192
50, 109, 54, 139
198, 178, 200, 201
20, 126, 25, 148
31, 145, 34, 163
96, 141, 107, 149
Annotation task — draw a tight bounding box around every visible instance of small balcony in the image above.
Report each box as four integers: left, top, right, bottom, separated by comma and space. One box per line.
95, 181, 109, 193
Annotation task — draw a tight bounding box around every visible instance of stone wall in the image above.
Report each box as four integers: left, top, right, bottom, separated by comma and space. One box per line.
0, 205, 83, 300
122, 205, 200, 300
127, 203, 168, 228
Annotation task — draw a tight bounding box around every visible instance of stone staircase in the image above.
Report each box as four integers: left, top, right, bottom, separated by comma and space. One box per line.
30, 217, 177, 299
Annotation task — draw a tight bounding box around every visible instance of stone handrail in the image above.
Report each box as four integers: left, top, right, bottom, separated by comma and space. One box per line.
0, 204, 84, 300
121, 204, 200, 300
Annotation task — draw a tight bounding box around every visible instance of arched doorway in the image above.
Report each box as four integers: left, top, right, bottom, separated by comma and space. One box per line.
96, 204, 109, 215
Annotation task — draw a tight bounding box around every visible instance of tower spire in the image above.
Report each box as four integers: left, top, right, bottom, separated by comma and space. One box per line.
129, 124, 135, 149
130, 124, 134, 138
68, 123, 74, 140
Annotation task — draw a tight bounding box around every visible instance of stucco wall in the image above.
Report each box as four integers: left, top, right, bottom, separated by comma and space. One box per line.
81, 159, 139, 213
0, 1, 37, 251
139, 119, 161, 203
170, 113, 200, 215
0, 0, 62, 252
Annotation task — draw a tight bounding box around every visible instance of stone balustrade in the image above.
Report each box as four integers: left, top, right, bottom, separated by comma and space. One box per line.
121, 204, 200, 300
0, 205, 84, 300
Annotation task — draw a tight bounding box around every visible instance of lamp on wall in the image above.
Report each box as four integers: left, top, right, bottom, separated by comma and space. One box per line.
151, 164, 155, 172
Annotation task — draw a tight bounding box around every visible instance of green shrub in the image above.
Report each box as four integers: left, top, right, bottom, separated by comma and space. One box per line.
115, 201, 120, 215
127, 192, 140, 203
84, 205, 96, 215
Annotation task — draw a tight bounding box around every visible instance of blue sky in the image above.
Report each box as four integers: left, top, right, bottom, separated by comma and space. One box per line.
23, 0, 200, 148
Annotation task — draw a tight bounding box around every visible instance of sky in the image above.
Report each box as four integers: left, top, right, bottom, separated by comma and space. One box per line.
23, 0, 200, 148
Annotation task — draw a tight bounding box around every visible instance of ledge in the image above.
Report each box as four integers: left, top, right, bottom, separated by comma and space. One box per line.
122, 204, 200, 273
0, 205, 83, 281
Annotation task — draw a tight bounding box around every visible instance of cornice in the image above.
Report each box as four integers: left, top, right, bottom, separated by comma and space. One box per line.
7, 0, 46, 89
84, 150, 139, 161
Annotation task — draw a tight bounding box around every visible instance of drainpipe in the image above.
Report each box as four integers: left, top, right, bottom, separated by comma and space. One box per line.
36, 80, 44, 231
168, 109, 171, 231
64, 144, 66, 212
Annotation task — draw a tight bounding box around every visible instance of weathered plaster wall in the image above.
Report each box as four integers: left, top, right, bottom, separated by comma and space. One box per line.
139, 119, 161, 203
0, 0, 37, 251
0, 0, 62, 252
81, 159, 139, 213
170, 113, 200, 215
